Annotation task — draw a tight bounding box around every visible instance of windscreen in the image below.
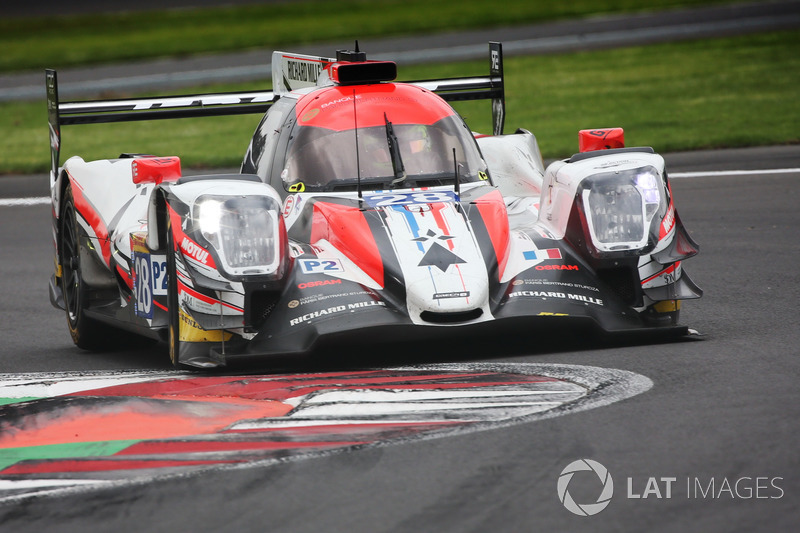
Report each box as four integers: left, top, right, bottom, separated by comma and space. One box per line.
281, 115, 488, 192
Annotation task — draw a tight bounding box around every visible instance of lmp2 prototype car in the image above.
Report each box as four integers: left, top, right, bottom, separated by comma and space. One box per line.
46, 42, 701, 368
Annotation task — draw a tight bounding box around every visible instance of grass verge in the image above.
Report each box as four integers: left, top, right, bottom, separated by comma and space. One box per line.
1, 0, 731, 73
1, 30, 798, 175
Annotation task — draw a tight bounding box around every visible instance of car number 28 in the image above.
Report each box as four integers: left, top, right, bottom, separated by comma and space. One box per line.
364, 191, 458, 207
133, 252, 167, 319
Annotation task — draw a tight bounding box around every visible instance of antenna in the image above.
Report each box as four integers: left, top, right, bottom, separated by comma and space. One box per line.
352, 89, 364, 206
452, 147, 460, 197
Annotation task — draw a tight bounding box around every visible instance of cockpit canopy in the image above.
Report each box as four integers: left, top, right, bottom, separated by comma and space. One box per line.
242, 82, 490, 194
282, 115, 487, 192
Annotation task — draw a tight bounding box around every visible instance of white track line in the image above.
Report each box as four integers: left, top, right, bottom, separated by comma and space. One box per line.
669, 168, 800, 178
2, 168, 798, 208
0, 197, 50, 207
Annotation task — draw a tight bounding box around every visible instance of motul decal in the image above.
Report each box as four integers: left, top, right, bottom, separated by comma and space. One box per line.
180, 237, 210, 265
660, 202, 676, 239
165, 204, 216, 270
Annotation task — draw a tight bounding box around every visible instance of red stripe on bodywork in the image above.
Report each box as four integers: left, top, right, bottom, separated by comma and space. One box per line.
659, 201, 676, 239
116, 264, 133, 290
429, 202, 469, 299
642, 261, 680, 285
68, 174, 111, 267
310, 201, 384, 287
167, 203, 217, 269
430, 203, 454, 250
178, 279, 243, 312
472, 189, 510, 280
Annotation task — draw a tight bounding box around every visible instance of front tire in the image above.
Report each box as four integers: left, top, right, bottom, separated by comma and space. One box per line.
641, 299, 681, 327
166, 219, 184, 368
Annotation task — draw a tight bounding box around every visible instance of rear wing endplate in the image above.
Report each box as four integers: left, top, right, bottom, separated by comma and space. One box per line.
46, 42, 504, 178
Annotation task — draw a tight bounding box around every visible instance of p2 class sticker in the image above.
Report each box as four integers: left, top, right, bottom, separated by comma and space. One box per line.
133, 251, 167, 319
299, 258, 345, 274
363, 190, 459, 208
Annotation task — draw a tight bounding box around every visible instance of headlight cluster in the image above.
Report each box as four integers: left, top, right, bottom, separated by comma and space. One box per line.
579, 166, 666, 256
194, 195, 281, 278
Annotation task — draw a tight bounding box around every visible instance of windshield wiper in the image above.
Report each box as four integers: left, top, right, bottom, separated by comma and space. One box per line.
384, 113, 407, 188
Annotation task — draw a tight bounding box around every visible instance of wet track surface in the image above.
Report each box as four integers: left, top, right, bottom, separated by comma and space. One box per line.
0, 146, 798, 531
3, 2, 800, 529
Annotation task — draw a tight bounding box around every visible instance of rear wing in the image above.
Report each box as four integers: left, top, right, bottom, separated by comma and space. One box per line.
47, 42, 504, 178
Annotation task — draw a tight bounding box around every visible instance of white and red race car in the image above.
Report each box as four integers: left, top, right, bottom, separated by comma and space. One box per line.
46, 42, 701, 368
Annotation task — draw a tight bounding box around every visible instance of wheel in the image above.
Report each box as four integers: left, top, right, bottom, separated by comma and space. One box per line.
60, 186, 113, 349
166, 218, 183, 368
165, 218, 231, 369
641, 299, 681, 327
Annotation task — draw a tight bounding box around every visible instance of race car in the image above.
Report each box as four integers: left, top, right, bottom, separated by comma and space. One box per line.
46, 42, 702, 368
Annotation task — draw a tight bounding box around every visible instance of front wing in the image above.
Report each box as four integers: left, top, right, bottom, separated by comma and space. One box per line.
173, 236, 688, 366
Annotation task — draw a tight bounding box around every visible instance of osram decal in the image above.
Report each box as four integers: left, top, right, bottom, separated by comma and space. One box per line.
298, 279, 342, 289
535, 264, 579, 271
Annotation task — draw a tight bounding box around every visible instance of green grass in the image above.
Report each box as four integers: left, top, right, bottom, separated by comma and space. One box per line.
1, 0, 732, 73
2, 31, 798, 174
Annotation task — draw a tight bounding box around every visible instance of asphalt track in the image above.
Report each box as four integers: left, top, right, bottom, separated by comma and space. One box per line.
0, 144, 798, 531
2, 1, 800, 530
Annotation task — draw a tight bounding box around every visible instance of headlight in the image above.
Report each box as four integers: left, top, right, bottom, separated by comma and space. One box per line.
579, 166, 666, 256
193, 195, 281, 278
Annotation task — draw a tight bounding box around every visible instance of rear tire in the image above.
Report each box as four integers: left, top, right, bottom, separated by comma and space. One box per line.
60, 186, 114, 349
